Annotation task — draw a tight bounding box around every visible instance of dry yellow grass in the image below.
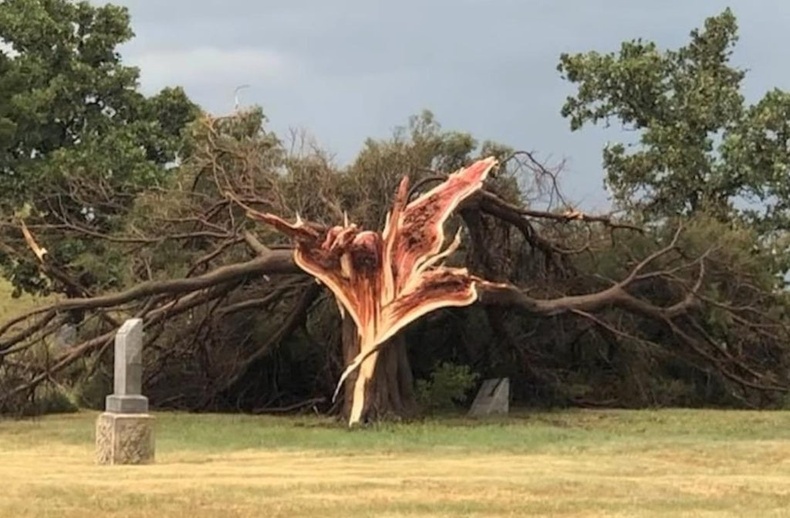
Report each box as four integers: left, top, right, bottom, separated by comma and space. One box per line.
1, 410, 789, 517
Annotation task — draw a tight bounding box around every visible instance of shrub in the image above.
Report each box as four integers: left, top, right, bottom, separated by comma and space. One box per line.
416, 362, 479, 413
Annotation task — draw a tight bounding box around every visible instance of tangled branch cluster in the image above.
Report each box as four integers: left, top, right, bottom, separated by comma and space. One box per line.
0, 110, 786, 414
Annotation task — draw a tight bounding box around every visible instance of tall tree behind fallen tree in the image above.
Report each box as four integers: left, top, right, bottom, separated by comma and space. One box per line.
558, 8, 790, 269
554, 6, 790, 403
0, 0, 199, 298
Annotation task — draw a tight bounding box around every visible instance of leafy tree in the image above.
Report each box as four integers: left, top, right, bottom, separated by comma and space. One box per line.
0, 0, 198, 296
558, 8, 790, 247
554, 8, 790, 406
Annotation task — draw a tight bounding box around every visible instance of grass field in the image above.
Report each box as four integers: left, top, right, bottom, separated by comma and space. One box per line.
0, 409, 789, 517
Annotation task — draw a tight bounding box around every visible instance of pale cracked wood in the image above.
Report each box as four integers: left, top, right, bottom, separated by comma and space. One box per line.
96, 412, 155, 465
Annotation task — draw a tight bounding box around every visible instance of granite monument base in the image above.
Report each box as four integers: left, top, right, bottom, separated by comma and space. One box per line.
95, 412, 155, 465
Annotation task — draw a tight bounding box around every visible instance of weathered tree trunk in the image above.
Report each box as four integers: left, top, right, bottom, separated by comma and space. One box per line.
341, 315, 416, 423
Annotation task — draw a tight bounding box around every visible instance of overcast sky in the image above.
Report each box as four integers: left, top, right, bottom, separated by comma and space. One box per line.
110, 1, 790, 210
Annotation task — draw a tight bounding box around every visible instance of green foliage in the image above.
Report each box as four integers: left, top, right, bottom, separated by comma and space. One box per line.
415, 362, 480, 412
0, 0, 199, 296
18, 384, 79, 416
558, 8, 790, 239
555, 12, 790, 409
72, 371, 113, 410
561, 211, 790, 408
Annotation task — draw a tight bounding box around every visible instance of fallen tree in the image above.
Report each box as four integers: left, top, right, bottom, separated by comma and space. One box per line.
253, 157, 744, 425
1, 111, 787, 420
3, 7, 790, 419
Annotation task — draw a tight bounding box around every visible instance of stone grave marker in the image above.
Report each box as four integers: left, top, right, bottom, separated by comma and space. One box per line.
54, 323, 76, 349
467, 377, 510, 418
95, 318, 155, 465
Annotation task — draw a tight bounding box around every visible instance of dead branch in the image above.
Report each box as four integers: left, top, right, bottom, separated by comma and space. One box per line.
472, 190, 642, 232
217, 282, 322, 395
252, 396, 326, 414
0, 281, 242, 408
9, 250, 297, 317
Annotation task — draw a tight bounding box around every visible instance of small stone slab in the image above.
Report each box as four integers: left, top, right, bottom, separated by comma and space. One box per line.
55, 323, 76, 349
468, 377, 510, 418
96, 412, 155, 465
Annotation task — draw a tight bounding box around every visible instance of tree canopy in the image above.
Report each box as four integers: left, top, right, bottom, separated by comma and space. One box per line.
559, 9, 790, 242
0, 0, 198, 297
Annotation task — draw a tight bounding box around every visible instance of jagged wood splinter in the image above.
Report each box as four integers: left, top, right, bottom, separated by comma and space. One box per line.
251, 157, 500, 426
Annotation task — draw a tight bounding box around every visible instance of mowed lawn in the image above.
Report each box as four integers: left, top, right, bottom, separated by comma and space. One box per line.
0, 410, 789, 517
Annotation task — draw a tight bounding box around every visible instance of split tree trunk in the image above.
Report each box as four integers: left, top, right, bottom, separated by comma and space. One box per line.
341, 315, 417, 423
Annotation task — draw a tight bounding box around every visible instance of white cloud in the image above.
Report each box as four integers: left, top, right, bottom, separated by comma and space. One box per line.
129, 46, 298, 95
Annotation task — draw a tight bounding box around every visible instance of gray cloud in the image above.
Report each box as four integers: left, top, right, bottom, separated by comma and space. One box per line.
100, 0, 790, 209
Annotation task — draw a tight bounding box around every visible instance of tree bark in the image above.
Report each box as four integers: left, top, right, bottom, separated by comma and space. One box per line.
340, 315, 416, 423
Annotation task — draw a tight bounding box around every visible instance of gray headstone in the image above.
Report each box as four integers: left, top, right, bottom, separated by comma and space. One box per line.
468, 378, 510, 418
55, 323, 76, 349
105, 318, 148, 414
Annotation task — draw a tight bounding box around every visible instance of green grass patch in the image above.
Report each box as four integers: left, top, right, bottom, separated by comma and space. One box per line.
4, 408, 790, 455
2, 409, 790, 517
